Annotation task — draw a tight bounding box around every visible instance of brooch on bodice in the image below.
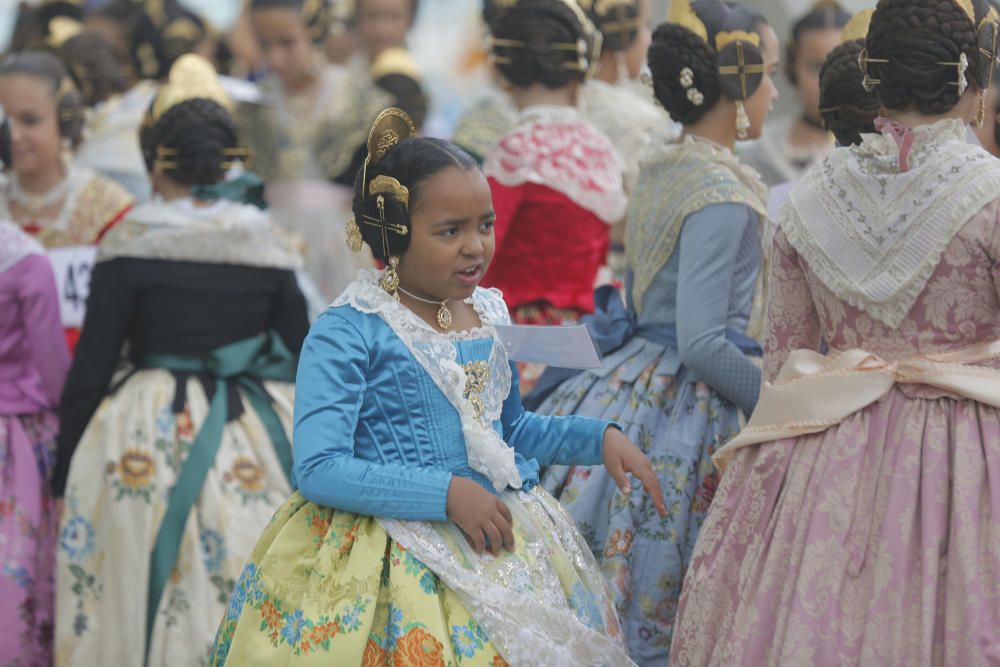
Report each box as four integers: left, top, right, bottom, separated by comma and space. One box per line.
463, 361, 490, 423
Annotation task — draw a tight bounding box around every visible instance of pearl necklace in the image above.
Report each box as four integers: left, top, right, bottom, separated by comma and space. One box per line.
398, 285, 454, 331
8, 172, 71, 214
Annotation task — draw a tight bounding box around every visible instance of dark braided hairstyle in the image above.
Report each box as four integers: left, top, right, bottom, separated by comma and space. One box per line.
490, 0, 598, 90
587, 0, 641, 53
59, 31, 130, 107
0, 50, 85, 149
865, 0, 984, 114
647, 0, 768, 124
130, 0, 209, 81
785, 1, 850, 85
140, 99, 240, 187
351, 138, 478, 261
819, 39, 881, 145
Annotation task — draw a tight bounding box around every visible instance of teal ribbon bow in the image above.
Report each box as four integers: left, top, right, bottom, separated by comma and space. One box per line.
141, 331, 295, 664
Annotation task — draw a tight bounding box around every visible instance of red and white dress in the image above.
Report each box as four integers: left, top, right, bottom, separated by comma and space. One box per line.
482, 105, 627, 390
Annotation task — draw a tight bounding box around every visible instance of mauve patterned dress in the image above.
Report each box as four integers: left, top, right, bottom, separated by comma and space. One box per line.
670, 201, 1000, 666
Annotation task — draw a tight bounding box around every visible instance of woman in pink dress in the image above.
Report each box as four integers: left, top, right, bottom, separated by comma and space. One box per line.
0, 219, 70, 666
670, 0, 1000, 664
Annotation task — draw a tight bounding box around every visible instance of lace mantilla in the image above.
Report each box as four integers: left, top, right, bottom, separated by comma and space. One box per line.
782, 117, 1000, 328
97, 198, 302, 270
334, 270, 521, 491
626, 135, 768, 318
483, 105, 628, 224
379, 489, 635, 666
0, 219, 43, 274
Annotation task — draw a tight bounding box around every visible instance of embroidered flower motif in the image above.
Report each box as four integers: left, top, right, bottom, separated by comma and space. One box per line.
392, 627, 445, 667
232, 457, 265, 492
604, 528, 634, 559
362, 638, 390, 667
568, 582, 605, 631
118, 449, 155, 489
176, 408, 194, 440
281, 609, 307, 646
451, 621, 485, 658
200, 529, 226, 573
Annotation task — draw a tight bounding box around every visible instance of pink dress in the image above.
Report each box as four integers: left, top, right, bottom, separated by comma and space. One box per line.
0, 226, 69, 666
671, 120, 1000, 666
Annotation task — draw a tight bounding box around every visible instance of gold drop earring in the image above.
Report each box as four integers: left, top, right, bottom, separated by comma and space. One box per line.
735, 101, 751, 140
978, 91, 987, 128
345, 217, 363, 252
380, 256, 400, 299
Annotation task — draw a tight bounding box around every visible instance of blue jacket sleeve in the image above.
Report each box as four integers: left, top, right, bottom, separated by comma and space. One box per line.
500, 361, 613, 467
675, 203, 762, 414
292, 312, 453, 521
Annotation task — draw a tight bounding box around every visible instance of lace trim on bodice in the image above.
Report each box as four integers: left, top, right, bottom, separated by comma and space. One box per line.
483, 105, 628, 224
333, 270, 521, 491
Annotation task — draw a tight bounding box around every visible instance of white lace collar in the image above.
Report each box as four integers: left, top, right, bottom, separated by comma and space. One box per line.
781, 117, 1000, 328
0, 219, 43, 274
334, 269, 522, 492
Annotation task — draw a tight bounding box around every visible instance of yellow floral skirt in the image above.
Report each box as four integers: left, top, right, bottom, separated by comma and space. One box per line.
210, 489, 635, 666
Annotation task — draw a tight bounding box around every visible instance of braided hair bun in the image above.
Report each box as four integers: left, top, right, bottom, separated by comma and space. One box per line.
490, 0, 597, 90
866, 0, 983, 114
140, 98, 240, 187
587, 0, 641, 53
819, 39, 880, 145
647, 0, 767, 124
648, 23, 722, 123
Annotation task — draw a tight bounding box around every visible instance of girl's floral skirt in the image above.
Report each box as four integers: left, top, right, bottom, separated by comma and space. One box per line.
55, 369, 295, 667
210, 488, 636, 667
0, 412, 59, 667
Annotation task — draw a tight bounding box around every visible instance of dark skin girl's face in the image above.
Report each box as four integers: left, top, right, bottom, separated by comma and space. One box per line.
394, 166, 495, 330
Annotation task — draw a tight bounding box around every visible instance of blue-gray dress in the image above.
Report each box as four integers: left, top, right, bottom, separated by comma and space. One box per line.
537, 137, 767, 666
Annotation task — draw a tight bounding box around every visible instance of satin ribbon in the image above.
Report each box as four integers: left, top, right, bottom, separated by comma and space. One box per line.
874, 117, 915, 172
139, 331, 296, 665
714, 339, 1000, 471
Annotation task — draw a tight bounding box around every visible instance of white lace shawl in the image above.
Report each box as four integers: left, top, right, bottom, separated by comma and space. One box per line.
333, 269, 523, 492
0, 219, 43, 274
782, 118, 1000, 328
97, 198, 302, 269
483, 105, 628, 224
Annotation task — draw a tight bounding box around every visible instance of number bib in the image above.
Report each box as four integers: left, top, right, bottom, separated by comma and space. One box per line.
47, 246, 97, 328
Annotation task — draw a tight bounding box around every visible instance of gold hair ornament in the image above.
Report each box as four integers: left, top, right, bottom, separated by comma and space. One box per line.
352, 108, 417, 273
666, 0, 708, 43
149, 54, 233, 123
840, 9, 873, 44
47, 16, 84, 48
488, 0, 602, 76
718, 41, 766, 99
593, 0, 642, 35
715, 30, 760, 51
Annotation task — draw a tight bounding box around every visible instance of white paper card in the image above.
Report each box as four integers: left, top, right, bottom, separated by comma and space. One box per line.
47, 245, 96, 328
492, 324, 602, 369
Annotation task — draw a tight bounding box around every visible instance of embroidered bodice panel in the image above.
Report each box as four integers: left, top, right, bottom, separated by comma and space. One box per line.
764, 200, 1000, 381
291, 305, 611, 521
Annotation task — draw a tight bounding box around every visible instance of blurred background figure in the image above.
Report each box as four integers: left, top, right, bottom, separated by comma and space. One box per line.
480, 0, 627, 392
0, 49, 133, 351
0, 218, 68, 667
54, 55, 308, 667
238, 0, 387, 300
741, 0, 849, 185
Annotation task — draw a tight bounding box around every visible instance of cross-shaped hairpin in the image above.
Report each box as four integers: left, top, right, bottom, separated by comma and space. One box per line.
717, 42, 766, 99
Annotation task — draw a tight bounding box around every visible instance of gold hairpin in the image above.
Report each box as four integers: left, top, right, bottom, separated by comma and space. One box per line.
857, 48, 888, 91
936, 52, 969, 94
